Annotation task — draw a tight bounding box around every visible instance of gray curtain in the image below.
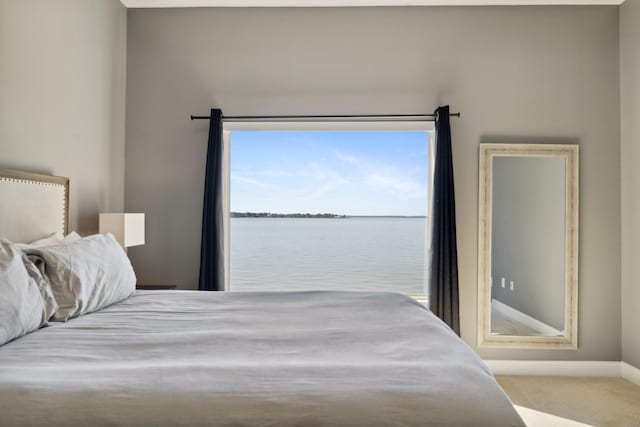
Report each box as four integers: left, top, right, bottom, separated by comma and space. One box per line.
198, 108, 225, 291
428, 105, 460, 335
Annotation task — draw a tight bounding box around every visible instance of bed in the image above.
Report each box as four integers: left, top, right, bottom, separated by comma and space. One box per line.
0, 169, 525, 427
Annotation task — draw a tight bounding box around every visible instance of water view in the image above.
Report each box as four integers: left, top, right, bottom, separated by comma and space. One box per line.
229, 129, 431, 301
230, 217, 428, 298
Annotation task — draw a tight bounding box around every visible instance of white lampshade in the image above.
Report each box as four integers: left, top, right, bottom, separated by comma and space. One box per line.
99, 213, 145, 248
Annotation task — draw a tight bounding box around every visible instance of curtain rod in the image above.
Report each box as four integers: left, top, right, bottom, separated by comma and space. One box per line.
190, 113, 461, 122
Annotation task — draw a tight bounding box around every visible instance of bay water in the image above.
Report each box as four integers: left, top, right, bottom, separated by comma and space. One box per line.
230, 217, 427, 298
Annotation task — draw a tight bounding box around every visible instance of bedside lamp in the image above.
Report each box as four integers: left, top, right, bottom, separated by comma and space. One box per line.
99, 213, 145, 251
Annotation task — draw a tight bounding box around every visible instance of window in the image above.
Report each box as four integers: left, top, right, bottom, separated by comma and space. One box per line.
223, 122, 434, 304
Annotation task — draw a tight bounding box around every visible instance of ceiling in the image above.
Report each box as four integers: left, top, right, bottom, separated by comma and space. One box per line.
121, 0, 624, 7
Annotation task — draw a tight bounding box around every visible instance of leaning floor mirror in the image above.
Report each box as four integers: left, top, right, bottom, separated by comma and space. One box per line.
477, 143, 579, 349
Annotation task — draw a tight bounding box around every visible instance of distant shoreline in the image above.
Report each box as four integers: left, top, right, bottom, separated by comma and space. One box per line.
347, 215, 426, 218
231, 212, 426, 219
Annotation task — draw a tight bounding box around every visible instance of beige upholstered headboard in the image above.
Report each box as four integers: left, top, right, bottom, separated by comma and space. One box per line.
0, 169, 69, 244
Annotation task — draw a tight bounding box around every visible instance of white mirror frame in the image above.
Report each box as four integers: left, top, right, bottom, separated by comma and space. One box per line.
477, 143, 579, 349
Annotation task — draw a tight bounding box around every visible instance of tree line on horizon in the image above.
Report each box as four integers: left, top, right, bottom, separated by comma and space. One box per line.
231, 212, 347, 218
230, 212, 427, 218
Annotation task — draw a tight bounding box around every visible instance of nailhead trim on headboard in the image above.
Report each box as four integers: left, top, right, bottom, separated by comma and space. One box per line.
0, 169, 70, 237
0, 177, 68, 232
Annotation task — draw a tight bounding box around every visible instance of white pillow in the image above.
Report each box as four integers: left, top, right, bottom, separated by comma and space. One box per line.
16, 231, 81, 321
0, 240, 51, 346
23, 255, 59, 323
15, 232, 64, 250
24, 233, 136, 322
16, 231, 81, 250
62, 231, 82, 243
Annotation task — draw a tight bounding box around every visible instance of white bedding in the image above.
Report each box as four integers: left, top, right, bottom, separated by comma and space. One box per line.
0, 291, 524, 427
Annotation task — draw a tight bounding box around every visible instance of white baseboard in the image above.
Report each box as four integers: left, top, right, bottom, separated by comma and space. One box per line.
491, 299, 563, 337
484, 360, 622, 377
484, 359, 640, 387
621, 362, 640, 386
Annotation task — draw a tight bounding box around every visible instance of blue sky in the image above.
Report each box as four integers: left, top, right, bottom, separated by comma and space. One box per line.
230, 130, 430, 216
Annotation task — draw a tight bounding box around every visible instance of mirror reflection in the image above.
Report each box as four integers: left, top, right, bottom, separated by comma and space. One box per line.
490, 156, 565, 337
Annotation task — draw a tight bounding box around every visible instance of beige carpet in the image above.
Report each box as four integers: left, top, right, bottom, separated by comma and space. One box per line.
491, 307, 541, 336
496, 376, 640, 427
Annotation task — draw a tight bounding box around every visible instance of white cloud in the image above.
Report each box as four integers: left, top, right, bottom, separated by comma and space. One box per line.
332, 149, 426, 200
309, 162, 350, 184
299, 162, 351, 200
333, 149, 363, 164
244, 169, 295, 178
231, 175, 279, 190
365, 169, 426, 200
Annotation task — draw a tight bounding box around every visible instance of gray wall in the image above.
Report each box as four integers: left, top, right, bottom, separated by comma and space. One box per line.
620, 0, 640, 369
0, 0, 127, 234
491, 156, 565, 331
125, 6, 621, 360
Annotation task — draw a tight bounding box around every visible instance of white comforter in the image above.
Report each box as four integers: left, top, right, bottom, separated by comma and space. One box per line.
0, 291, 524, 427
